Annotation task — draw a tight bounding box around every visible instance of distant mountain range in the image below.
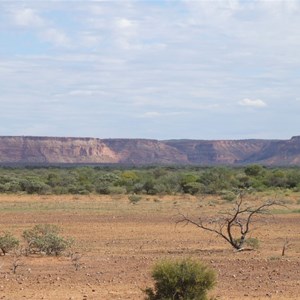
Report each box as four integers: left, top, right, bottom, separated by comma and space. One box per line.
1, 136, 300, 166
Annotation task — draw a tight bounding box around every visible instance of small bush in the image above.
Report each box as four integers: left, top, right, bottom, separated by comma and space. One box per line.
23, 224, 73, 256
234, 237, 260, 249
128, 194, 142, 204
0, 232, 19, 255
144, 258, 216, 300
245, 237, 260, 249
107, 186, 127, 194
220, 190, 236, 202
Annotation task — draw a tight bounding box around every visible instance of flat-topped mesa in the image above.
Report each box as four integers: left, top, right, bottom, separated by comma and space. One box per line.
0, 136, 118, 164
0, 136, 300, 166
102, 139, 188, 164
291, 136, 300, 141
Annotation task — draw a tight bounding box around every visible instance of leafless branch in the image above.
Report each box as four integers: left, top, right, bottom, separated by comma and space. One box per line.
70, 252, 83, 271
282, 238, 291, 257
177, 192, 284, 251
11, 249, 23, 274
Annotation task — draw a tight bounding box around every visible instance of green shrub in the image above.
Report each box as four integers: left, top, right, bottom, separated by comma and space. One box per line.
107, 186, 126, 194
244, 165, 263, 177
20, 178, 51, 194
182, 182, 204, 195
52, 186, 69, 194
144, 258, 216, 300
245, 237, 260, 249
220, 190, 236, 202
128, 194, 142, 204
0, 232, 19, 255
234, 237, 260, 249
23, 224, 73, 256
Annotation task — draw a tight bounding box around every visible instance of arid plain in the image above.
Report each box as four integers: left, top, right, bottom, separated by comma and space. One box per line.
0, 193, 300, 299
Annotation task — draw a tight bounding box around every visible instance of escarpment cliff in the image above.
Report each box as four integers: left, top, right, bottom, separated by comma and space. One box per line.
0, 136, 300, 166
0, 136, 118, 164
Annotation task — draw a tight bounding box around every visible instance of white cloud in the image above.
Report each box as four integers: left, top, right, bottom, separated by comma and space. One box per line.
116, 18, 134, 29
80, 32, 101, 48
139, 111, 185, 119
8, 6, 70, 48
67, 89, 109, 97
113, 17, 139, 49
1, 1, 300, 139
142, 111, 161, 118
183, 0, 240, 25
258, 0, 300, 14
238, 98, 267, 108
12, 8, 44, 27
41, 28, 70, 47
69, 90, 95, 97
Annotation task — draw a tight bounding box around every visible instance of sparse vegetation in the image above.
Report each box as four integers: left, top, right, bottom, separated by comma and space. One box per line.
0, 224, 76, 276
0, 232, 19, 255
178, 191, 282, 251
144, 258, 216, 300
0, 193, 299, 298
128, 194, 142, 204
0, 165, 300, 196
236, 237, 260, 249
22, 224, 73, 256
0, 165, 299, 299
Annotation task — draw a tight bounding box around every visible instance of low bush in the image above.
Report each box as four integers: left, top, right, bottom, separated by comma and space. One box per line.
220, 190, 236, 202
144, 258, 216, 300
23, 224, 73, 256
245, 237, 260, 249
234, 237, 260, 250
128, 194, 142, 204
0, 232, 19, 255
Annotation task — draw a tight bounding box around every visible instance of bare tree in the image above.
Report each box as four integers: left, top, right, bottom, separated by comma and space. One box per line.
281, 238, 291, 256
70, 252, 83, 271
11, 249, 23, 274
177, 192, 282, 251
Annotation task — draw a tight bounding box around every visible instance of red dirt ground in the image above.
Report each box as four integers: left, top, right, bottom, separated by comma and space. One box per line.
0, 194, 300, 299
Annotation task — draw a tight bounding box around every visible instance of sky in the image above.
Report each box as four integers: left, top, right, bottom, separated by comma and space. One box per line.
0, 0, 300, 140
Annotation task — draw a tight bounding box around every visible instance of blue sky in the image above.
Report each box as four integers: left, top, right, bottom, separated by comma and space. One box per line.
0, 0, 300, 140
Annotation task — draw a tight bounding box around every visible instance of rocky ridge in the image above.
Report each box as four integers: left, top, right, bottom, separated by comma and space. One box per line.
0, 136, 300, 166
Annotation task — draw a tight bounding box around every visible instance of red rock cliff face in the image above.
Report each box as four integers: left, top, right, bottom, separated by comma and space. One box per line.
241, 136, 300, 166
103, 139, 188, 164
0, 136, 300, 165
0, 137, 118, 164
164, 139, 274, 164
